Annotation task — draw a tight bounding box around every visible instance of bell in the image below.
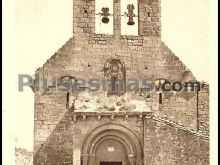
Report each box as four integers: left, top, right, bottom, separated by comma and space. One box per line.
101, 7, 110, 24
102, 17, 110, 24
127, 17, 135, 25
126, 4, 135, 26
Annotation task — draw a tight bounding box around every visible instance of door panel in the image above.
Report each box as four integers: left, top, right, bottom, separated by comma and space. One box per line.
95, 140, 128, 165
100, 162, 122, 165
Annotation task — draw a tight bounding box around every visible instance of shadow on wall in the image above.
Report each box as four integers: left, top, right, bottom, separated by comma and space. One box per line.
34, 110, 73, 165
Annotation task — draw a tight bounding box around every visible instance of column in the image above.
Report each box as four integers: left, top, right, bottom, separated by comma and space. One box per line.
114, 0, 121, 35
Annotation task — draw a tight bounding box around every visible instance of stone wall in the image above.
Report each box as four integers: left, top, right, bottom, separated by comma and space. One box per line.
33, 36, 201, 157
73, 0, 161, 36
34, 109, 73, 165
145, 83, 209, 133
198, 83, 209, 135
34, 112, 147, 165
33, 112, 209, 165
34, 92, 67, 154
139, 0, 161, 36
144, 116, 209, 165
146, 91, 198, 130
35, 37, 195, 82
34, 32, 199, 157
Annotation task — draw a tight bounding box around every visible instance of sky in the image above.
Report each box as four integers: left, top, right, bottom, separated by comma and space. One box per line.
12, 0, 209, 151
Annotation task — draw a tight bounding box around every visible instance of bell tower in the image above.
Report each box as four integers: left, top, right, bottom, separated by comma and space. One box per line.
73, 0, 161, 36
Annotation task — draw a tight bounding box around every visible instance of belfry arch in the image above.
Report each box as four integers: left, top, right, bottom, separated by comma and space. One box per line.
81, 124, 143, 165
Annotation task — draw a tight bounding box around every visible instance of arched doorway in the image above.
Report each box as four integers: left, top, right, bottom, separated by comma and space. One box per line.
95, 139, 129, 165
81, 124, 143, 165
104, 59, 126, 96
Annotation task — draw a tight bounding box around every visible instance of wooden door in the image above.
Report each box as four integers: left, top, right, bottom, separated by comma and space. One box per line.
100, 162, 122, 165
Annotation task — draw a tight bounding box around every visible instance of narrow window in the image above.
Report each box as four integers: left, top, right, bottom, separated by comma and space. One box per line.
95, 0, 114, 34
66, 92, 70, 108
121, 0, 138, 35
159, 93, 162, 104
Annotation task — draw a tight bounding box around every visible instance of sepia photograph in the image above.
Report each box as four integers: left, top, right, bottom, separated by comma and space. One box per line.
2, 0, 218, 165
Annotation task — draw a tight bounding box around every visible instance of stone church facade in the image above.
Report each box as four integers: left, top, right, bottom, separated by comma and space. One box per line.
33, 0, 209, 164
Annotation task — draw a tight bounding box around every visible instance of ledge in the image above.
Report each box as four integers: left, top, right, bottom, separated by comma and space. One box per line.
149, 115, 209, 140
72, 111, 152, 116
